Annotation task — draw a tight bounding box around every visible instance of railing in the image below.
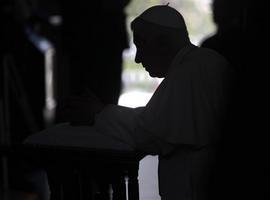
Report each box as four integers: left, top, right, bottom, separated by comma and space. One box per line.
1, 144, 144, 200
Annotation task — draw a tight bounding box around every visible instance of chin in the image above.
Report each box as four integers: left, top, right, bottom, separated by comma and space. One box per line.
148, 72, 163, 78
147, 70, 156, 77
146, 67, 166, 77
145, 67, 165, 78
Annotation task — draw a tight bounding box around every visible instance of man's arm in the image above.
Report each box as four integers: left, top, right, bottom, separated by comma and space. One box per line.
57, 90, 105, 126
94, 104, 175, 156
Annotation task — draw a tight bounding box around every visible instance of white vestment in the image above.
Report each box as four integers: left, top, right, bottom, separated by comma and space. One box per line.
26, 44, 233, 200
94, 44, 233, 200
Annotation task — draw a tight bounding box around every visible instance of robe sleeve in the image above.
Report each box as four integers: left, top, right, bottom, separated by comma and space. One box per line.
95, 53, 231, 155
95, 104, 175, 155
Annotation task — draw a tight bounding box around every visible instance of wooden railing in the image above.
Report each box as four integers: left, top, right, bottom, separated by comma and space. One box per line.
1, 144, 144, 200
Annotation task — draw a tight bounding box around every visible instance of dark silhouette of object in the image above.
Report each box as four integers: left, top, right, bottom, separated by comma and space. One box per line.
200, 0, 269, 199
1, 1, 51, 199
53, 1, 132, 199
200, 0, 246, 72
0, 0, 46, 143
243, 1, 269, 199
200, 1, 247, 198
57, 0, 130, 107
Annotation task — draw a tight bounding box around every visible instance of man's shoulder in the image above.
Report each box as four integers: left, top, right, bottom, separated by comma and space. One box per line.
170, 45, 230, 75
197, 46, 223, 57
191, 46, 229, 65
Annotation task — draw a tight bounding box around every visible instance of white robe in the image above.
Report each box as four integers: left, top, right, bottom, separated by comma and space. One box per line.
26, 44, 233, 200
94, 44, 233, 199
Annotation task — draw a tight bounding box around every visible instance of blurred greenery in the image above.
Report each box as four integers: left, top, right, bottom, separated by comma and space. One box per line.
125, 0, 215, 45
123, 56, 139, 69
125, 0, 161, 16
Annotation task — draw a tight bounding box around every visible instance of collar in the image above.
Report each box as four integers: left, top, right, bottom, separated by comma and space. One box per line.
171, 43, 197, 66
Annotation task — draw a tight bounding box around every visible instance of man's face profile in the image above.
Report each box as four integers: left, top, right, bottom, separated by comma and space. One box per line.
131, 5, 190, 78
133, 31, 168, 78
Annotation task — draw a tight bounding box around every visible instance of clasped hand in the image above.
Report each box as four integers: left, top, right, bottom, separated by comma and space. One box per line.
58, 90, 105, 126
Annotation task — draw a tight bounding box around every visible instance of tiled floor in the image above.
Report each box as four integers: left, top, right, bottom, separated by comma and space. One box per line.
138, 155, 161, 200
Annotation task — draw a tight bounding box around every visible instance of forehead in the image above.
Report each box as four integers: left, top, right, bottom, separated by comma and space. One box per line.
132, 25, 159, 46
132, 20, 158, 40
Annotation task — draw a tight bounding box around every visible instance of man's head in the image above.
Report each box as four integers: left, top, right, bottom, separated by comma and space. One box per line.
131, 5, 190, 78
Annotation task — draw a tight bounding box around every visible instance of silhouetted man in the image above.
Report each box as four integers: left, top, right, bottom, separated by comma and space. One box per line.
27, 5, 234, 200
62, 5, 234, 200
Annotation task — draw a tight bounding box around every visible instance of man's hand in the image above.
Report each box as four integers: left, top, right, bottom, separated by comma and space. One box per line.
58, 90, 105, 126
